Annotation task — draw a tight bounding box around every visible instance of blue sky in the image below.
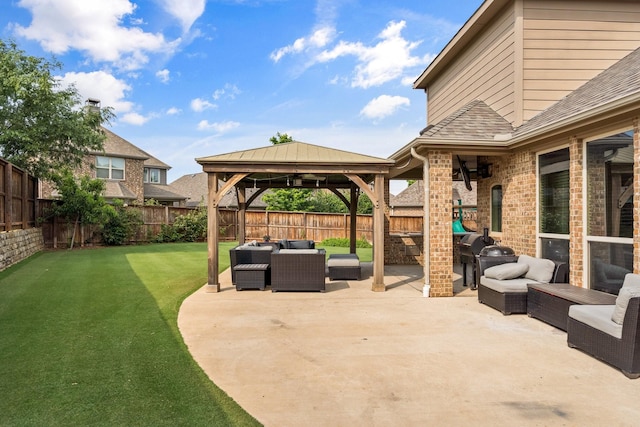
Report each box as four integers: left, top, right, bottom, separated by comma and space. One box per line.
2, 0, 483, 194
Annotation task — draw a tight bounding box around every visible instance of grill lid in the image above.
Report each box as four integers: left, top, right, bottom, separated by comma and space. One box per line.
478, 245, 515, 257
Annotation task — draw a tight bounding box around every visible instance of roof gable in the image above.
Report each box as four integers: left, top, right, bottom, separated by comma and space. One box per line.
420, 100, 513, 140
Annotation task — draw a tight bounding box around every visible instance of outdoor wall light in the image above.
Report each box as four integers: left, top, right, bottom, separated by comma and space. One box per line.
478, 163, 493, 178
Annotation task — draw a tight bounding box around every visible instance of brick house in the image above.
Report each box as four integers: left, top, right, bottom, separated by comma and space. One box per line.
388, 0, 640, 296
41, 123, 187, 206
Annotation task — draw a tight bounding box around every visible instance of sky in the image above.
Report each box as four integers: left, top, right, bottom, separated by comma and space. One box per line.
2, 0, 484, 194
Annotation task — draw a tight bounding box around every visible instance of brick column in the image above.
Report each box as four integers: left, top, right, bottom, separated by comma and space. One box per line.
569, 136, 584, 287
634, 118, 640, 274
428, 151, 453, 297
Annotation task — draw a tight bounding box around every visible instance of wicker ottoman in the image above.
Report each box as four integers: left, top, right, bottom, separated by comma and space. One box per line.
233, 263, 269, 290
328, 254, 360, 280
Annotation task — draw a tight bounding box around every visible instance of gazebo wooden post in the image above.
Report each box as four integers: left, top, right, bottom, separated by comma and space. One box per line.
372, 173, 385, 291
206, 172, 220, 292
237, 185, 246, 244
349, 183, 358, 254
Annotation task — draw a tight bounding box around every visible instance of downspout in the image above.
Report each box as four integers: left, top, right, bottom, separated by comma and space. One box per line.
410, 147, 430, 297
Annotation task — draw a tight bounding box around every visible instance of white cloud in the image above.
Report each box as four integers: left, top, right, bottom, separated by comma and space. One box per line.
318, 20, 423, 88
166, 107, 181, 115
197, 120, 240, 133
156, 69, 170, 83
190, 98, 217, 112
158, 0, 205, 32
14, 0, 180, 71
360, 95, 410, 119
57, 71, 133, 114
121, 112, 150, 125
270, 25, 336, 62
213, 83, 241, 100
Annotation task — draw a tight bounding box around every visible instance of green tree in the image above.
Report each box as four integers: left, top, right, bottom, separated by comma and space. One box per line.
49, 169, 109, 249
269, 132, 293, 144
0, 39, 114, 178
263, 132, 314, 211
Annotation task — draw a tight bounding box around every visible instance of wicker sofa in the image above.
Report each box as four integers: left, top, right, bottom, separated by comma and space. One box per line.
477, 254, 568, 315
270, 249, 326, 292
567, 273, 640, 379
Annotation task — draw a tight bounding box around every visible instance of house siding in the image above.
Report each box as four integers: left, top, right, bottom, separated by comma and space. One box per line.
522, 0, 640, 121
427, 5, 516, 125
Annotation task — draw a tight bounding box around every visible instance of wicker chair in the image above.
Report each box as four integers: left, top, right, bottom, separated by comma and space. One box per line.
229, 244, 274, 285
567, 286, 640, 379
477, 256, 568, 315
270, 249, 326, 292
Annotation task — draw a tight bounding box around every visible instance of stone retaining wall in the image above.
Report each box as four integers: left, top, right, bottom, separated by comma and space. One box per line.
0, 228, 44, 271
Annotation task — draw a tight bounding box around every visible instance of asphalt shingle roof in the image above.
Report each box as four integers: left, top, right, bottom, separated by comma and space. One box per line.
421, 100, 514, 140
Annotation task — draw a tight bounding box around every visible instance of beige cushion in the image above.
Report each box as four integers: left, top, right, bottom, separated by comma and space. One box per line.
518, 255, 556, 283
484, 262, 529, 280
278, 249, 318, 254
611, 285, 640, 325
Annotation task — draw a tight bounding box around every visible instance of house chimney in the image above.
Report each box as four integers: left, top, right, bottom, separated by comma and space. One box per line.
85, 98, 101, 115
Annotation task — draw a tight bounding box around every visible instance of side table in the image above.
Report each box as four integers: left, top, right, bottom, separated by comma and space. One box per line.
527, 283, 616, 331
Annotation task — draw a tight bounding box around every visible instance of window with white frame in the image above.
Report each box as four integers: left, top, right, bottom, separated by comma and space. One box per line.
144, 168, 161, 184
538, 147, 570, 263
586, 130, 634, 294
96, 156, 125, 180
491, 185, 502, 233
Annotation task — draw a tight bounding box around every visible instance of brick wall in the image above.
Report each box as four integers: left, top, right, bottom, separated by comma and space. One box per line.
477, 151, 537, 256
0, 228, 44, 271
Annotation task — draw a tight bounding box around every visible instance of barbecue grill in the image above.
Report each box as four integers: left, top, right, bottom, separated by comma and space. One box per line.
459, 228, 494, 289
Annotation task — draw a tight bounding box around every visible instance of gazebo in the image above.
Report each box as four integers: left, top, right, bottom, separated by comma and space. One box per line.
196, 141, 395, 292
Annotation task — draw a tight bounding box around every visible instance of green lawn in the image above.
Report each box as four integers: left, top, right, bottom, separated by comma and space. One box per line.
0, 242, 260, 426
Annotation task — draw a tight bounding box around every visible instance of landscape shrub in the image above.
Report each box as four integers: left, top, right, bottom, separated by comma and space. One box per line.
102, 201, 143, 245
320, 236, 372, 248
154, 207, 207, 243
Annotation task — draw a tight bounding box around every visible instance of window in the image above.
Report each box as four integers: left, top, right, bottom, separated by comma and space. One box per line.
491, 185, 502, 232
539, 148, 569, 234
144, 168, 160, 184
538, 148, 570, 263
96, 156, 125, 180
586, 131, 634, 294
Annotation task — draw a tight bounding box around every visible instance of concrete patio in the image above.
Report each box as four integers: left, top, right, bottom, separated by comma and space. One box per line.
178, 263, 639, 426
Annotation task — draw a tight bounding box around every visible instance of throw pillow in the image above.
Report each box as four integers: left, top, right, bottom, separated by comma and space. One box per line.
518, 255, 556, 283
611, 286, 640, 325
620, 273, 640, 290
484, 262, 529, 280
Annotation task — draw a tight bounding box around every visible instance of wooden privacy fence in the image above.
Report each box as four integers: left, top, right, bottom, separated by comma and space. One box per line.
38, 202, 477, 248
0, 158, 38, 232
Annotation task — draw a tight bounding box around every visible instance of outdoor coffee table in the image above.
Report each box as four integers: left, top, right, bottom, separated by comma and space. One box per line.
527, 283, 616, 331
233, 263, 270, 291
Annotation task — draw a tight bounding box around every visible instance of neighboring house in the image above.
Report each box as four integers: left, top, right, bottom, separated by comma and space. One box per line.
41, 119, 187, 206
170, 172, 268, 209
390, 181, 476, 217
389, 0, 640, 296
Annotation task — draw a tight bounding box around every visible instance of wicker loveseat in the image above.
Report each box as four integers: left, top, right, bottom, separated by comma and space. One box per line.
477, 255, 568, 315
270, 249, 326, 292
567, 273, 640, 379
